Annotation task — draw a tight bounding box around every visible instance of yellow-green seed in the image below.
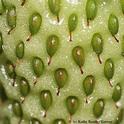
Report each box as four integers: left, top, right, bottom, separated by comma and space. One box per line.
19, 77, 30, 97
86, 0, 97, 26
83, 75, 95, 96
121, 36, 124, 56
40, 90, 52, 114
114, 109, 124, 124
0, 0, 4, 15
30, 118, 42, 124
93, 99, 105, 118
104, 58, 114, 87
0, 32, 3, 54
91, 33, 103, 64
16, 41, 24, 59
112, 83, 122, 102
12, 100, 23, 117
7, 5, 16, 34
48, 0, 61, 22
32, 57, 44, 77
66, 96, 79, 115
72, 46, 85, 74
54, 68, 68, 95
46, 35, 59, 65
53, 119, 66, 124
120, 0, 124, 14
68, 13, 78, 41
3, 116, 10, 124
108, 14, 119, 42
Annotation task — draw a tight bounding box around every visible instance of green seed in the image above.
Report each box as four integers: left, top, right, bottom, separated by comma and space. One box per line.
72, 46, 85, 74
30, 118, 42, 124
12, 100, 23, 117
48, 0, 61, 22
54, 68, 68, 95
19, 77, 30, 97
108, 14, 119, 42
0, 32, 3, 54
7, 5, 16, 34
112, 83, 122, 102
53, 119, 66, 124
0, 0, 4, 15
40, 90, 52, 117
120, 0, 124, 14
93, 98, 105, 118
115, 109, 124, 124
3, 116, 10, 124
16, 41, 24, 59
104, 58, 114, 87
66, 96, 79, 115
46, 35, 59, 65
91, 33, 103, 64
32, 57, 44, 77
121, 36, 124, 56
83, 75, 95, 97
68, 13, 78, 41
86, 0, 97, 26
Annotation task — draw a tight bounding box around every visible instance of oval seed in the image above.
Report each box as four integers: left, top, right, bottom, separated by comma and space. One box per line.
0, 0, 4, 15
83, 75, 95, 103
16, 41, 24, 59
0, 32, 3, 54
30, 118, 42, 124
7, 5, 16, 34
6, 60, 16, 86
86, 0, 97, 26
68, 13, 78, 41
48, 0, 61, 22
27, 12, 42, 41
93, 98, 105, 118
121, 36, 124, 56
72, 46, 85, 74
12, 100, 23, 117
104, 58, 114, 87
120, 0, 124, 14
32, 57, 44, 77
40, 90, 52, 117
91, 33, 103, 64
3, 116, 10, 124
54, 68, 68, 96
112, 83, 122, 103
115, 109, 124, 124
19, 77, 30, 97
108, 14, 119, 42
53, 119, 66, 124
46, 35, 59, 65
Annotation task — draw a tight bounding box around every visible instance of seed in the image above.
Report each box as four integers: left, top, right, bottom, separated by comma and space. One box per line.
91, 33, 103, 64
53, 119, 66, 124
48, 0, 61, 22
6, 60, 16, 86
0, 0, 4, 15
30, 118, 42, 124
32, 57, 44, 77
68, 13, 78, 41
27, 12, 42, 41
3, 116, 10, 124
108, 14, 119, 43
86, 0, 97, 26
54, 68, 68, 96
104, 58, 114, 87
21, 0, 26, 6
72, 46, 85, 74
112, 83, 122, 104
115, 108, 124, 124
7, 5, 16, 35
0, 32, 3, 54
120, 0, 124, 14
16, 41, 24, 59
121, 36, 124, 56
83, 75, 95, 103
46, 35, 59, 65
40, 90, 52, 117
93, 98, 105, 118
66, 96, 79, 123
